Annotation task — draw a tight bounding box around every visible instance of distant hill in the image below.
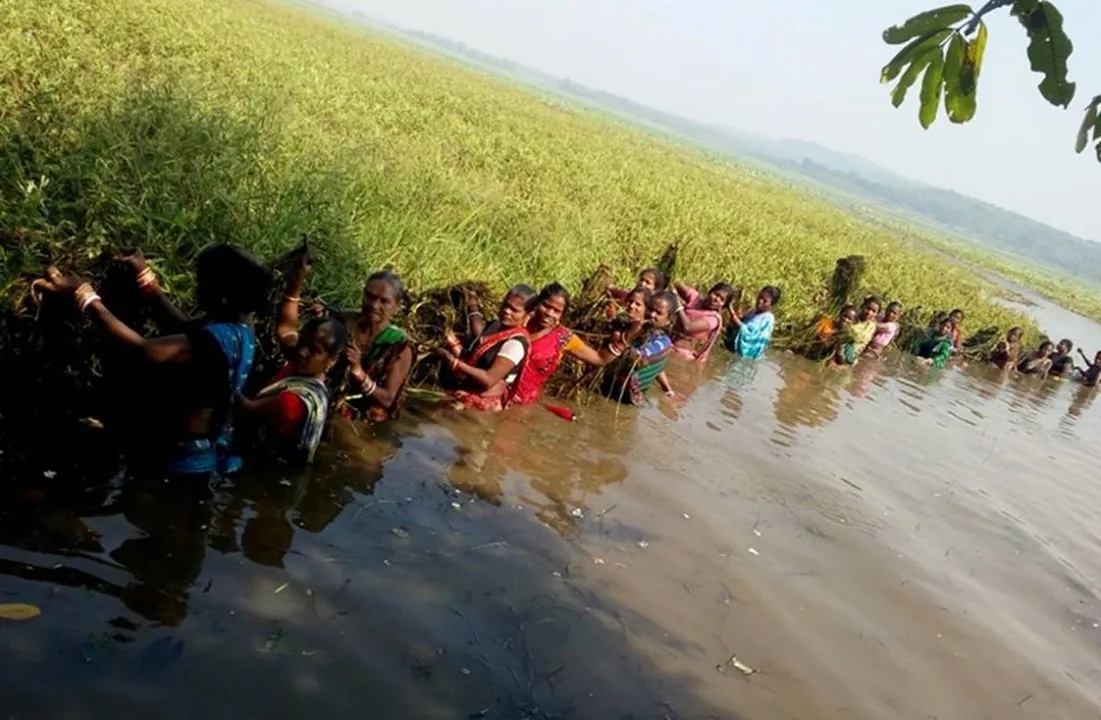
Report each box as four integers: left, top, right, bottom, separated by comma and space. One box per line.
392, 26, 1101, 286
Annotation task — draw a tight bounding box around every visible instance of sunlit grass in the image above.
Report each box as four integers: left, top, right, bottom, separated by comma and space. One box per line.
0, 0, 1043, 337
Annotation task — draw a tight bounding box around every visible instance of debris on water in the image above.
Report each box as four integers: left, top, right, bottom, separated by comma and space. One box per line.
748, 548, 760, 556
593, 558, 605, 565
79, 417, 104, 429
460, 667, 471, 676
42, 470, 57, 479
391, 527, 410, 539
570, 507, 584, 518
614, 561, 628, 568
264, 629, 284, 653
752, 529, 762, 537
682, 513, 691, 520
450, 502, 462, 510
383, 559, 392, 567
717, 654, 759, 676
274, 582, 290, 594
637, 541, 650, 549
552, 571, 562, 578
0, 603, 41, 620
140, 636, 185, 671
306, 588, 313, 597
279, 479, 292, 486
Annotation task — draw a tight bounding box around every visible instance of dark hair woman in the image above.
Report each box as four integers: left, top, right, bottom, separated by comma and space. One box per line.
437, 285, 535, 412
510, 283, 616, 406
39, 243, 273, 475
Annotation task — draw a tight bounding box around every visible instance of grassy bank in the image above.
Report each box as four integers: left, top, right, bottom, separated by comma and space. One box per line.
0, 0, 1038, 336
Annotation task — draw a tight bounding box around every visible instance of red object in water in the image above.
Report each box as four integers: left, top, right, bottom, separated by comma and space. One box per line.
544, 404, 576, 422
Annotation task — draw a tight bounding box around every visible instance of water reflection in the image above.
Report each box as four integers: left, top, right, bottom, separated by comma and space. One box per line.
3, 344, 1101, 718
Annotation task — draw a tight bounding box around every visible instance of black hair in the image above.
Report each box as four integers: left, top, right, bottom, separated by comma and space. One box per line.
651, 290, 678, 312
1039, 340, 1055, 352
839, 304, 857, 317
535, 282, 570, 312
760, 286, 782, 305
861, 295, 881, 310
626, 286, 653, 304
708, 282, 735, 307
195, 244, 273, 316
638, 267, 666, 291
885, 301, 901, 312
300, 315, 348, 356
950, 308, 965, 319
1058, 338, 1074, 351
365, 270, 404, 299
1007, 326, 1023, 338
506, 284, 536, 306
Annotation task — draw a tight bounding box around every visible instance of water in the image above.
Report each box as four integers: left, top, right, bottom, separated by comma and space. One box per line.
2, 322, 1100, 718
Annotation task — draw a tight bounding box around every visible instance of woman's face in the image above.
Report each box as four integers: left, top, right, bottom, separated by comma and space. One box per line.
638, 272, 658, 293
625, 292, 648, 322
706, 289, 730, 311
950, 311, 964, 327
755, 292, 773, 314
533, 293, 567, 329
862, 302, 880, 322
938, 321, 953, 337
886, 305, 901, 322
840, 309, 857, 327
1008, 329, 1022, 342
295, 325, 339, 376
1038, 343, 1054, 358
647, 298, 672, 328
362, 279, 399, 326
498, 292, 529, 327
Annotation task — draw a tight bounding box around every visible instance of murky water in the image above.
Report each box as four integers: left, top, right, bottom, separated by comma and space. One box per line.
2, 340, 1100, 718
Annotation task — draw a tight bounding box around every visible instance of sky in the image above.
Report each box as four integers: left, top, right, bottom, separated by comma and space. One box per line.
322, 0, 1100, 242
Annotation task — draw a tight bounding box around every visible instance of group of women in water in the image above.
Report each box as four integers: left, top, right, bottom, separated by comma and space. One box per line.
34, 244, 1098, 476
810, 295, 1101, 384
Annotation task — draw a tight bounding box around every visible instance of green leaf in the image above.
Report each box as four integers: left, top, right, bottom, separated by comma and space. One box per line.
883, 4, 974, 45
919, 50, 946, 129
881, 29, 953, 84
944, 33, 976, 123
891, 50, 936, 108
1076, 96, 1101, 154
1011, 0, 1076, 107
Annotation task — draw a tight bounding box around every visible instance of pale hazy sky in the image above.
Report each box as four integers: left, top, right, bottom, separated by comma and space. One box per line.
322, 0, 1099, 242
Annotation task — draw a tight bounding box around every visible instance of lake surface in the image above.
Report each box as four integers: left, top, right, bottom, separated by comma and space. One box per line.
2, 310, 1101, 718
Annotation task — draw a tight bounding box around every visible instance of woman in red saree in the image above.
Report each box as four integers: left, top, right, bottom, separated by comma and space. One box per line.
511, 283, 613, 406
436, 285, 535, 412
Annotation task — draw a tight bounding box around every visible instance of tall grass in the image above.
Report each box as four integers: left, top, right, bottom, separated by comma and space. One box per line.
0, 0, 1034, 334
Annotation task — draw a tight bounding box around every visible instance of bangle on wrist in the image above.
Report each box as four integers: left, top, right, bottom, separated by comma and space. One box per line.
283, 294, 300, 303
136, 267, 160, 295
74, 283, 101, 313
361, 375, 377, 396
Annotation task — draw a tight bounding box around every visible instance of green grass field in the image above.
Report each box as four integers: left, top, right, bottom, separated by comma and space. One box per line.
0, 0, 1058, 337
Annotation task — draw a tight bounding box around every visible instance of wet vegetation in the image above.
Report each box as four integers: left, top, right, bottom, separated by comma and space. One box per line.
0, 0, 1056, 468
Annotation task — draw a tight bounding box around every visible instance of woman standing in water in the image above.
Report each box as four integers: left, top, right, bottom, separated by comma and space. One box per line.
670, 280, 734, 362
237, 255, 347, 462
324, 271, 416, 422
437, 285, 535, 411
864, 301, 901, 358
987, 327, 1023, 370
511, 283, 615, 406
725, 286, 781, 360
39, 244, 272, 475
911, 317, 955, 369
602, 291, 677, 405
1017, 340, 1055, 378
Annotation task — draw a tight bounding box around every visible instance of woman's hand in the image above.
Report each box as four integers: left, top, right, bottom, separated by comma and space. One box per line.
344, 344, 365, 383
120, 251, 149, 274
38, 266, 90, 295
